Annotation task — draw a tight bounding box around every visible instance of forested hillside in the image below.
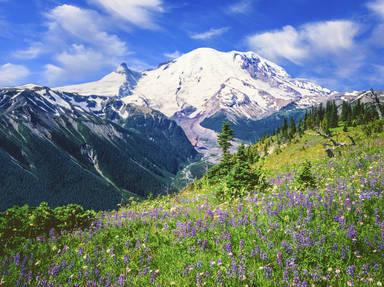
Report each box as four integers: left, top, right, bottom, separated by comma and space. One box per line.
0, 87, 197, 211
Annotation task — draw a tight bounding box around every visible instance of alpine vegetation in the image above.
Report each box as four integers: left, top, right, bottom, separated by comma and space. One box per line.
1, 100, 383, 286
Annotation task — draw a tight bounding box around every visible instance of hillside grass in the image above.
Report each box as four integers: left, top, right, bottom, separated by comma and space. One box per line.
1, 124, 383, 286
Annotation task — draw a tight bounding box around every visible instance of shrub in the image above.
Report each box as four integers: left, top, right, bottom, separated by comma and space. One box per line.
216, 145, 270, 201
363, 120, 384, 137
0, 202, 96, 254
294, 160, 317, 190
54, 204, 96, 231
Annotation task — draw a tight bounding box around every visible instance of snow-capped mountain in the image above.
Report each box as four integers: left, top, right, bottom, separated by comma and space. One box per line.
126, 48, 331, 118
57, 48, 334, 155
57, 63, 141, 98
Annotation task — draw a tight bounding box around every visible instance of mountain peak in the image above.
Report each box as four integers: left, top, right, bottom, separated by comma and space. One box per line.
115, 63, 130, 74
56, 63, 141, 97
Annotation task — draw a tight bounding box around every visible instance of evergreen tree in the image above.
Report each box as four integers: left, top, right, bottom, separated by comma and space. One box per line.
320, 118, 331, 135
222, 144, 269, 200
330, 101, 339, 128
295, 160, 317, 190
281, 118, 289, 139
218, 121, 234, 160
341, 101, 351, 123
289, 117, 297, 138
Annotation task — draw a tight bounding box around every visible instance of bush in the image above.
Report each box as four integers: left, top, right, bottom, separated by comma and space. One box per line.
216, 146, 270, 201
294, 160, 317, 190
0, 202, 96, 253
54, 204, 96, 231
363, 120, 384, 137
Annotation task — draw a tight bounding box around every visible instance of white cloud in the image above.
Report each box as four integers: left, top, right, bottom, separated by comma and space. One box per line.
89, 0, 164, 29
190, 27, 230, 40
246, 20, 360, 65
14, 44, 44, 60
41, 5, 129, 85
47, 5, 128, 56
367, 0, 384, 19
227, 0, 253, 14
13, 4, 131, 85
44, 64, 65, 85
247, 25, 307, 64
45, 44, 119, 85
15, 4, 128, 60
164, 51, 182, 60
0, 63, 30, 87
302, 21, 360, 53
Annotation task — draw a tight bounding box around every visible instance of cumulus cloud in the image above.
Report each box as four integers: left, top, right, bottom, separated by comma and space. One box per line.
247, 25, 307, 64
190, 27, 230, 40
246, 20, 360, 65
14, 4, 131, 85
89, 0, 164, 29
46, 5, 128, 57
163, 51, 182, 60
245, 20, 367, 90
0, 63, 30, 87
44, 44, 117, 85
227, 0, 254, 14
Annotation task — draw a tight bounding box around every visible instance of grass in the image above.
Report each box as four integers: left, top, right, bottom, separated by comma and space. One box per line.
1, 124, 383, 286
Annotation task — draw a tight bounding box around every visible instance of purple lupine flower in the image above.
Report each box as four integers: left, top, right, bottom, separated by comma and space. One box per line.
118, 274, 125, 286
239, 239, 245, 251
49, 265, 61, 277
260, 251, 268, 261
230, 259, 238, 277
264, 266, 272, 279
14, 253, 20, 266
276, 251, 282, 266
346, 265, 355, 277
224, 243, 232, 254
347, 225, 357, 240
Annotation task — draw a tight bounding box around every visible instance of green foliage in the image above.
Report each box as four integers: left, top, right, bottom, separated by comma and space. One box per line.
1, 116, 384, 287
294, 160, 317, 190
213, 145, 270, 201
0, 202, 96, 254
218, 121, 234, 159
363, 119, 384, 137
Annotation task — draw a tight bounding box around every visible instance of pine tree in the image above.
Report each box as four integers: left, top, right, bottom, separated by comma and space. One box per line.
224, 144, 269, 199
341, 101, 350, 122
321, 118, 331, 135
289, 117, 297, 138
218, 121, 234, 160
281, 118, 289, 139
330, 101, 339, 128
295, 160, 317, 190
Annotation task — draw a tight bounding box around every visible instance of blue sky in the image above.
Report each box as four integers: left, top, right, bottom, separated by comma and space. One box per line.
0, 0, 383, 91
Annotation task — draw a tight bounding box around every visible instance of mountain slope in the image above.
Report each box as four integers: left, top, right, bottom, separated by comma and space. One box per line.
56, 63, 141, 98
126, 48, 333, 152
57, 48, 333, 154
2, 119, 383, 286
0, 86, 197, 211
127, 48, 331, 118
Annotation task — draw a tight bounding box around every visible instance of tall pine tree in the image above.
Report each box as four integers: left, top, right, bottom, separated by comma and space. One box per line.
218, 121, 234, 160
